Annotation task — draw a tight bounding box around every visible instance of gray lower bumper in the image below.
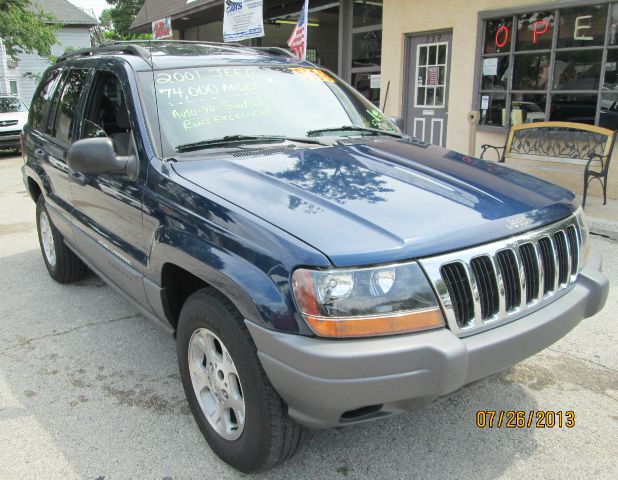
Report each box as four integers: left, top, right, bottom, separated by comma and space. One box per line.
246, 249, 608, 429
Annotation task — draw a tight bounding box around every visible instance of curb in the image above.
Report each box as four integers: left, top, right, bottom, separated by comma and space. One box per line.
589, 217, 618, 241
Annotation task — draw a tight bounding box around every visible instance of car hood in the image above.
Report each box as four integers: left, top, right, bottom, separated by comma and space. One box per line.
172, 139, 577, 267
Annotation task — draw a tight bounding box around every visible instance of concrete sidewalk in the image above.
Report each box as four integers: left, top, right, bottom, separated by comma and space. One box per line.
577, 195, 618, 240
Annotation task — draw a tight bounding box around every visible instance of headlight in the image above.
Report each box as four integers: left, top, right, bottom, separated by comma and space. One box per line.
292, 261, 444, 338
575, 207, 590, 268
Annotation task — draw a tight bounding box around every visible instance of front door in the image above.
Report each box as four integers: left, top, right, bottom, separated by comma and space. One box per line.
69, 67, 149, 305
404, 31, 452, 147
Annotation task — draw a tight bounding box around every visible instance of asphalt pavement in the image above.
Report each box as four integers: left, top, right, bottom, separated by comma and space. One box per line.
1, 152, 617, 479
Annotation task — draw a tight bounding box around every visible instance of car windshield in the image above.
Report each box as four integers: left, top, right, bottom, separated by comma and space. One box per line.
142, 65, 399, 155
0, 97, 27, 113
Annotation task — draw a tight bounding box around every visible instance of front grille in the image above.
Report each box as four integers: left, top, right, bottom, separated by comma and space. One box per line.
0, 129, 20, 137
419, 215, 581, 335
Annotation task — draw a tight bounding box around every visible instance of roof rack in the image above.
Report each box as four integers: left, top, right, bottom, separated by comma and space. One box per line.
54, 40, 297, 65
55, 43, 152, 64
252, 47, 296, 58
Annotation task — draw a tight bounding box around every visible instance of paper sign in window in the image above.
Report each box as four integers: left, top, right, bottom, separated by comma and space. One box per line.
483, 58, 498, 76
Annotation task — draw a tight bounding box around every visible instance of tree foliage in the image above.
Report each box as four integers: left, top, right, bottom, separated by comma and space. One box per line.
0, 0, 59, 59
102, 0, 146, 40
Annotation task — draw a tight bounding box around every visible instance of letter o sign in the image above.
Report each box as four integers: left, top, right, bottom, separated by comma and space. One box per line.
495, 25, 509, 48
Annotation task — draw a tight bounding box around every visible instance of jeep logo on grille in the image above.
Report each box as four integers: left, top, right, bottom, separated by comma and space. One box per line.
506, 216, 530, 230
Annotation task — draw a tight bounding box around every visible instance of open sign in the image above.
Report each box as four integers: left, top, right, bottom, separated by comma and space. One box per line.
491, 12, 600, 49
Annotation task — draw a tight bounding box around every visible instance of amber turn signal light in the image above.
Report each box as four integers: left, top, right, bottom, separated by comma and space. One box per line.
302, 307, 444, 338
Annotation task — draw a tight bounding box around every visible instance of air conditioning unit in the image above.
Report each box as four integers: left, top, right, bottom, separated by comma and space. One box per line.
7, 58, 18, 68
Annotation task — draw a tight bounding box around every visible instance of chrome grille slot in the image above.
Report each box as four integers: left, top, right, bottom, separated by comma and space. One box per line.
554, 231, 570, 286
470, 256, 498, 319
538, 237, 556, 294
519, 243, 539, 304
566, 225, 579, 276
496, 249, 521, 312
419, 214, 582, 336
440, 263, 474, 328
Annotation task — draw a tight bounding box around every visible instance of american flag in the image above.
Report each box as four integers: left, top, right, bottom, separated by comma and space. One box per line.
287, 0, 309, 60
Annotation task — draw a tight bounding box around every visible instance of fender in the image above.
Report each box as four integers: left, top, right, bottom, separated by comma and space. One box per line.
22, 159, 75, 243
147, 226, 315, 334
23, 160, 48, 200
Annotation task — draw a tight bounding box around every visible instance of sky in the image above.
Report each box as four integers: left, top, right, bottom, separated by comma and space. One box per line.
66, 0, 110, 20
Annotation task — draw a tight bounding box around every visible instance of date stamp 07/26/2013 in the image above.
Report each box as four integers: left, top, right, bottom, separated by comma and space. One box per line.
476, 410, 575, 429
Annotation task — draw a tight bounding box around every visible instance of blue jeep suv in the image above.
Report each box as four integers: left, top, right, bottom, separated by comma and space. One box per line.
22, 41, 608, 472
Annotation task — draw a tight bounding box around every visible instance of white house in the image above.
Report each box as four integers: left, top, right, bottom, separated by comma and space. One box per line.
0, 0, 97, 106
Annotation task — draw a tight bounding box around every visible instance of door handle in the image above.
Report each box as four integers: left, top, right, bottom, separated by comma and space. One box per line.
34, 148, 45, 159
69, 171, 87, 186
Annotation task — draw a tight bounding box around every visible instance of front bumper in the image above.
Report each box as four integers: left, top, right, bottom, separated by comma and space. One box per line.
246, 249, 608, 429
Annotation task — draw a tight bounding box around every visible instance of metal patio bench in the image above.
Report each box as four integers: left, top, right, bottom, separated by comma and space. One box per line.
480, 121, 616, 208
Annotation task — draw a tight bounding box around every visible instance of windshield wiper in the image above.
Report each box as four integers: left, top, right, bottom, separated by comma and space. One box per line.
306, 125, 403, 139
176, 135, 326, 153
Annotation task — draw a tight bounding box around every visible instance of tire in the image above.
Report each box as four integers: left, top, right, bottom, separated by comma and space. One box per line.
36, 196, 87, 283
176, 288, 304, 472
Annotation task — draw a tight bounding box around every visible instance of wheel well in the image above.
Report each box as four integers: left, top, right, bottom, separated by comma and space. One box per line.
161, 264, 212, 328
27, 177, 42, 202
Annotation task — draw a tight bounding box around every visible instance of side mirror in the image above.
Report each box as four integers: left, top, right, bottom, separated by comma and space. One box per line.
389, 116, 404, 132
67, 137, 137, 179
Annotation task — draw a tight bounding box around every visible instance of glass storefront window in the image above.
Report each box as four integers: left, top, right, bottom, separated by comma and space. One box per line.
600, 93, 618, 128
557, 5, 607, 48
352, 30, 382, 67
484, 17, 513, 54
609, 3, 618, 45
479, 92, 506, 127
550, 93, 597, 124
553, 50, 602, 90
352, 72, 380, 106
604, 49, 618, 90
513, 53, 550, 90
481, 56, 509, 90
353, 0, 382, 28
516, 12, 555, 51
478, 2, 618, 129
511, 93, 546, 124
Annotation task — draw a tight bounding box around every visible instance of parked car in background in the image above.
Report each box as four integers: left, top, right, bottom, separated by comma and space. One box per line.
22, 42, 609, 473
0, 95, 28, 151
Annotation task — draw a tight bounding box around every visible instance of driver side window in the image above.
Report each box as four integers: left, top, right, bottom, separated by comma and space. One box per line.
81, 71, 134, 157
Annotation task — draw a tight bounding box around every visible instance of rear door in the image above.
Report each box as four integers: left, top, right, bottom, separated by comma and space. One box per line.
403, 31, 452, 147
26, 68, 89, 240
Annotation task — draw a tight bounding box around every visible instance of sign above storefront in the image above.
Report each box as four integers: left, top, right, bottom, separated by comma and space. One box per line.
491, 13, 600, 49
152, 17, 173, 39
223, 0, 265, 43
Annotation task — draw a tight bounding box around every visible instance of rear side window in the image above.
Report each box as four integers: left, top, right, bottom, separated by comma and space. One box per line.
52, 69, 89, 144
29, 69, 63, 132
